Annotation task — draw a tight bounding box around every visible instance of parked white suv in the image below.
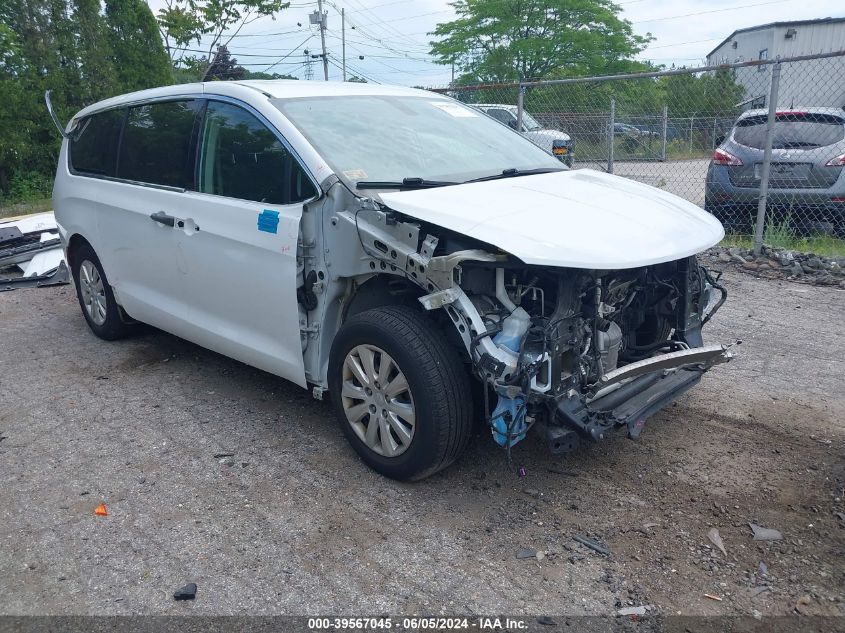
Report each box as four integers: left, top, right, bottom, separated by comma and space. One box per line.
52, 81, 731, 480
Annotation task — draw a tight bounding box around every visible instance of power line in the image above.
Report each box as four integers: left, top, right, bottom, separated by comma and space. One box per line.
265, 34, 314, 72
632, 0, 800, 24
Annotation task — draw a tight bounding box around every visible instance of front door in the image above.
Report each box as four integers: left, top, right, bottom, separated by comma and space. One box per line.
174, 99, 318, 386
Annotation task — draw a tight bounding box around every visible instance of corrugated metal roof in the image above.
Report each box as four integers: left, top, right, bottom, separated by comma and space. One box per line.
706, 17, 845, 59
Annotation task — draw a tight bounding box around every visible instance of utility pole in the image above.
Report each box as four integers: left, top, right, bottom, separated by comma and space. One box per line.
317, 0, 329, 80
342, 7, 346, 81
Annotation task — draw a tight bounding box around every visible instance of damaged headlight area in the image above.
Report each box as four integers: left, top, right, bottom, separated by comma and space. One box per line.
438, 257, 732, 454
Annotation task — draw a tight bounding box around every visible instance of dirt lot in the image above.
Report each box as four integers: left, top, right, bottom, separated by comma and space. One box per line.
0, 267, 843, 621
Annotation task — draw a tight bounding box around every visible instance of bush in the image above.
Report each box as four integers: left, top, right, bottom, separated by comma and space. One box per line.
6, 171, 53, 203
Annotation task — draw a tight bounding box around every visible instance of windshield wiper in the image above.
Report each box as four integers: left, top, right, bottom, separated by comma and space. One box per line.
463, 167, 565, 184
356, 177, 458, 190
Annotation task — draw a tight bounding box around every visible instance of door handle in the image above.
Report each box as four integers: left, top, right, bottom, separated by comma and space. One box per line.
150, 211, 176, 227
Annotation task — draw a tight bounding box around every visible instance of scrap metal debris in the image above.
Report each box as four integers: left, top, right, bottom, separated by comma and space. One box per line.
749, 523, 783, 541
0, 212, 69, 291
173, 582, 198, 601
707, 527, 727, 556
516, 547, 537, 559
573, 535, 611, 556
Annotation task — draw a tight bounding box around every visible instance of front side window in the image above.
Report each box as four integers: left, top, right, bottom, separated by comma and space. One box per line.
273, 96, 563, 187
118, 100, 201, 188
197, 101, 315, 205
69, 109, 124, 177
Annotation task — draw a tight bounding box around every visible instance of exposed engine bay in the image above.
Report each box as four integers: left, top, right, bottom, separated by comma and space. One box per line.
316, 196, 733, 456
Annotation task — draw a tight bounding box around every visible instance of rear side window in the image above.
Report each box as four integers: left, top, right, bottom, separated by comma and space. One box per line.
118, 100, 201, 188
733, 112, 845, 150
69, 109, 124, 176
197, 101, 316, 205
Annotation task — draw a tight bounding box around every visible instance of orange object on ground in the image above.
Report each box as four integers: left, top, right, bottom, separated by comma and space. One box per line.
94, 503, 108, 516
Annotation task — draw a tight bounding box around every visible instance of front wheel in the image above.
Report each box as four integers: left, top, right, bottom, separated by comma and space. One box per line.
328, 306, 473, 480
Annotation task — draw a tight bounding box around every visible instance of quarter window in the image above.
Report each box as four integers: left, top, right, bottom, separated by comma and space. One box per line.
118, 100, 201, 188
69, 109, 124, 177
197, 101, 315, 205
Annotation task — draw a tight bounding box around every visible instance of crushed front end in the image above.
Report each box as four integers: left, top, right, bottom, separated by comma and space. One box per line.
345, 203, 732, 457
421, 253, 732, 455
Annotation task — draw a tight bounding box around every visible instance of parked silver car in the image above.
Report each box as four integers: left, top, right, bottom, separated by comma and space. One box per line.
475, 104, 574, 166
705, 107, 845, 234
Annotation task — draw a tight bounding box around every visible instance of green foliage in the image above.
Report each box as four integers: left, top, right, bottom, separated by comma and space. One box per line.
157, 0, 289, 67
105, 0, 172, 91
242, 70, 298, 80
0, 0, 172, 200
204, 44, 246, 80
7, 171, 53, 201
430, 0, 652, 83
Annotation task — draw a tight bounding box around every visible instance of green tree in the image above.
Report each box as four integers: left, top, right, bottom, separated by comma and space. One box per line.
74, 0, 117, 102
430, 0, 652, 83
203, 44, 245, 80
105, 0, 172, 91
157, 0, 290, 66
242, 70, 297, 79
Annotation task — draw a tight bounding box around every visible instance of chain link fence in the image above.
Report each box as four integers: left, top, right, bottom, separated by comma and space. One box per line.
428, 50, 845, 254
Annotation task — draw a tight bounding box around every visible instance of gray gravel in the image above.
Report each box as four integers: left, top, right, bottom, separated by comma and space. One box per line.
0, 268, 843, 617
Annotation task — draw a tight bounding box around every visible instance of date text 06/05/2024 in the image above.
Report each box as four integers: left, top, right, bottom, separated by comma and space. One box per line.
307, 617, 529, 630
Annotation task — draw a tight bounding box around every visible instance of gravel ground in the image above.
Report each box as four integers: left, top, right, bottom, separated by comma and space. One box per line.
0, 268, 843, 620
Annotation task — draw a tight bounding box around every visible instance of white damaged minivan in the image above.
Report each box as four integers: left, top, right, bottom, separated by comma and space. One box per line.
51, 80, 732, 480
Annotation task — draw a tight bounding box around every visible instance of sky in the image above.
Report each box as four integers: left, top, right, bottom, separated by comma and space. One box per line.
146, 0, 845, 86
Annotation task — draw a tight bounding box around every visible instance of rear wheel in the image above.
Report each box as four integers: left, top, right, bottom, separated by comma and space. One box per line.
71, 243, 134, 340
328, 306, 472, 480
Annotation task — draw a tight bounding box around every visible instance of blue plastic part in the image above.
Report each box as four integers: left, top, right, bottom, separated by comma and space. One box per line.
491, 394, 527, 447
257, 209, 280, 234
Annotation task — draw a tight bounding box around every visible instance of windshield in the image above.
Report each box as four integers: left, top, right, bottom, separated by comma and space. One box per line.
521, 111, 542, 131
733, 112, 845, 149
272, 95, 563, 187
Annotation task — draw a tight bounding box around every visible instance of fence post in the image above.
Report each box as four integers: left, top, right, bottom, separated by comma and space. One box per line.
753, 61, 782, 256
660, 105, 668, 161
688, 117, 694, 154
516, 84, 525, 133
607, 98, 615, 174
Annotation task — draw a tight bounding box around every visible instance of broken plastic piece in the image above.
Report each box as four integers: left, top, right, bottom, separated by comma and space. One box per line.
94, 503, 108, 516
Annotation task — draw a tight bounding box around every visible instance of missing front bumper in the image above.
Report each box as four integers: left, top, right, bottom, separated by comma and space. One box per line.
555, 344, 733, 442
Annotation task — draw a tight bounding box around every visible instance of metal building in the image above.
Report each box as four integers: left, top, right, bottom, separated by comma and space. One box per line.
706, 17, 845, 109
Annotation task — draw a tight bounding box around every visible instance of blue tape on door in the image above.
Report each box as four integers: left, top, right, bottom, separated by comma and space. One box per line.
257, 209, 280, 234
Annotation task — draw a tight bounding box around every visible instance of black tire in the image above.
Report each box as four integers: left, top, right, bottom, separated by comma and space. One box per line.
70, 242, 134, 340
328, 306, 473, 481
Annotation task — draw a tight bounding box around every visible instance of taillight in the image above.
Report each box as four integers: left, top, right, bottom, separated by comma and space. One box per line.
825, 153, 845, 166
712, 148, 742, 166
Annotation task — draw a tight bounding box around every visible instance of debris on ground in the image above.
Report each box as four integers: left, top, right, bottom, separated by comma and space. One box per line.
516, 547, 537, 559
536, 616, 556, 626
707, 527, 727, 556
573, 535, 611, 556
94, 503, 108, 516
0, 212, 69, 291
617, 605, 651, 616
704, 593, 723, 602
795, 594, 813, 615
703, 245, 845, 287
173, 582, 197, 601
749, 523, 783, 541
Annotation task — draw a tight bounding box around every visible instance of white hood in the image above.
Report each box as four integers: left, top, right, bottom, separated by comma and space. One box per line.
379, 169, 724, 269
